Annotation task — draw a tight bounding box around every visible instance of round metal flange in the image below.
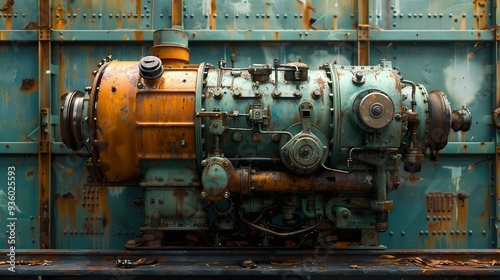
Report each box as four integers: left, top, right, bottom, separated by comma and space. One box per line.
279, 123, 328, 175
358, 92, 394, 130
60, 90, 87, 150
426, 90, 452, 151
289, 136, 322, 168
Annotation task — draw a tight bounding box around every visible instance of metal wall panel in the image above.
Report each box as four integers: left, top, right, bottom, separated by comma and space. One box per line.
0, 0, 497, 250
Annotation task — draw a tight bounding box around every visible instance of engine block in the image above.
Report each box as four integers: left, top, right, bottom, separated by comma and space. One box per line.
60, 28, 471, 249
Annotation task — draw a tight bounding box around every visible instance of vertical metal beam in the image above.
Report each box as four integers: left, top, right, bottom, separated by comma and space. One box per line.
38, 0, 51, 249
357, 0, 369, 65
494, 0, 500, 249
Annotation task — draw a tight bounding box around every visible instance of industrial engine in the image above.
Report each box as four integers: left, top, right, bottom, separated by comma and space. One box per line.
60, 28, 471, 249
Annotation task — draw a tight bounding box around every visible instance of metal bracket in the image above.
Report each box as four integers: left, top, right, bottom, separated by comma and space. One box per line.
195, 110, 228, 135
39, 27, 51, 41
248, 102, 269, 126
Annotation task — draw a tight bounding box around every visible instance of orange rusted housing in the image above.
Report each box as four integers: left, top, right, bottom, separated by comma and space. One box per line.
95, 61, 199, 183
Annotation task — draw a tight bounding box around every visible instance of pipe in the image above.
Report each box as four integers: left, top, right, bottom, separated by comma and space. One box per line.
172, 0, 183, 29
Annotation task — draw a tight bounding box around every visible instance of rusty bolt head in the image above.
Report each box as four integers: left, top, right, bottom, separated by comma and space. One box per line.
355, 71, 364, 81
214, 90, 222, 99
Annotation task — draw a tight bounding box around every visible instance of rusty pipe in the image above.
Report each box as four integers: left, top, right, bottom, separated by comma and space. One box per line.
228, 170, 376, 195
172, 0, 183, 28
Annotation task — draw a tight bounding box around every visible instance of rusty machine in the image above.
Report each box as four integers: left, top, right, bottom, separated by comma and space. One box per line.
60, 28, 471, 249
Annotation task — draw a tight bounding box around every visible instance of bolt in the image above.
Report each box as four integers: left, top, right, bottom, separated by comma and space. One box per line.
111, 86, 117, 92
223, 191, 230, 199
355, 71, 363, 81
370, 104, 384, 117
201, 191, 208, 198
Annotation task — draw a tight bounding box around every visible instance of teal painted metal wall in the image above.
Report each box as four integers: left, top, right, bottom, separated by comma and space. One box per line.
0, 0, 497, 249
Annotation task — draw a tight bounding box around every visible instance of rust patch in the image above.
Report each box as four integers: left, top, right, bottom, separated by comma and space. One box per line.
210, 0, 217, 29
0, 87, 10, 102
133, 30, 143, 41
64, 167, 75, 177
173, 187, 188, 218
473, 0, 487, 29
0, 0, 13, 30
264, 3, 270, 29
333, 15, 337, 30
0, 0, 13, 12
296, 0, 317, 29
460, 16, 466, 30
52, 1, 67, 29
274, 31, 280, 40
81, 186, 111, 239
55, 192, 78, 230
408, 172, 421, 184
425, 192, 469, 248
20, 78, 38, 95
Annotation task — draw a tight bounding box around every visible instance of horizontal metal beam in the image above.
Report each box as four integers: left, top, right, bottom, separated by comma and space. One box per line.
51, 29, 358, 42
0, 30, 38, 42
1, 249, 500, 277
440, 142, 495, 154
1, 30, 493, 42
369, 30, 495, 41
0, 142, 38, 153
48, 29, 497, 42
